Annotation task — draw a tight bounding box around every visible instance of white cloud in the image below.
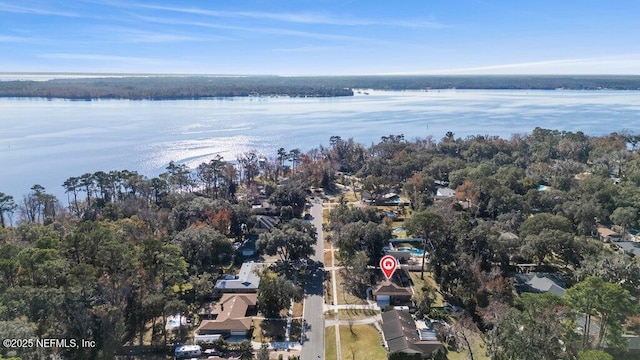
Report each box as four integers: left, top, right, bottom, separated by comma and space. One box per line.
94, 27, 232, 43
98, 1, 447, 29
134, 15, 384, 43
0, 34, 34, 42
0, 2, 78, 17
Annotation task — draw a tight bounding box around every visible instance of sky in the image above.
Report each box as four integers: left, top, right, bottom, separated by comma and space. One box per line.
1, 0, 640, 75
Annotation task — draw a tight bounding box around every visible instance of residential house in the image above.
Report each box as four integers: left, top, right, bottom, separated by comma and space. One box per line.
196, 293, 257, 338
373, 280, 413, 308
514, 273, 566, 296
435, 187, 456, 200
381, 310, 443, 358
362, 191, 408, 206
254, 215, 279, 232
214, 262, 265, 294
596, 227, 622, 242
250, 199, 279, 216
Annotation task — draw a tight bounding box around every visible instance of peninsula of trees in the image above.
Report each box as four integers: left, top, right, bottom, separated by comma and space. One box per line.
1, 75, 640, 100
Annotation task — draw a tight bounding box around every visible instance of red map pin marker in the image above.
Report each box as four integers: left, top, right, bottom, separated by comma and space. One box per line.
380, 255, 398, 280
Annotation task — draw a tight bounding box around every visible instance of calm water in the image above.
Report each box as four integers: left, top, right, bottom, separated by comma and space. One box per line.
2, 89, 640, 199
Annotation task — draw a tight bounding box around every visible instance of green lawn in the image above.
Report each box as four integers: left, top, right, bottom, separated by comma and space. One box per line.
252, 318, 302, 343
323, 208, 330, 225
341, 191, 359, 203
325, 326, 337, 360
445, 330, 489, 360
409, 271, 444, 307
338, 308, 380, 320
340, 324, 387, 360
335, 272, 368, 305
325, 275, 333, 305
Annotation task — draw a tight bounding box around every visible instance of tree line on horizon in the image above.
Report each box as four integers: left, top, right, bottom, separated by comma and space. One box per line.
1, 75, 640, 100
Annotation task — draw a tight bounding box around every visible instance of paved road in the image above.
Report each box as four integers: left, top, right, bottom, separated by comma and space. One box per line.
300, 200, 326, 360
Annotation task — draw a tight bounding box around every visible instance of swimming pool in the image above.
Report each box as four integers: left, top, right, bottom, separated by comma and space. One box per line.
397, 247, 425, 256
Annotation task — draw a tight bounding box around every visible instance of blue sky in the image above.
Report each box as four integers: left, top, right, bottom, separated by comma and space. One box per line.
1, 0, 639, 75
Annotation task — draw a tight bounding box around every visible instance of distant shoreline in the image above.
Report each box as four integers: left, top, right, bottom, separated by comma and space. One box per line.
1, 75, 640, 100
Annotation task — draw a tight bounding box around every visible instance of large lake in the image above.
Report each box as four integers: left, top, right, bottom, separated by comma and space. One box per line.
2, 89, 640, 199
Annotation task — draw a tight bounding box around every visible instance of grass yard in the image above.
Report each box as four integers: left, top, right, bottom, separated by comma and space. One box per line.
323, 208, 330, 225
338, 308, 380, 320
445, 330, 489, 360
324, 249, 334, 266
341, 191, 359, 203
252, 319, 264, 342
293, 301, 303, 318
409, 271, 444, 307
325, 326, 337, 360
252, 318, 302, 343
325, 276, 333, 305
340, 325, 387, 360
335, 272, 368, 305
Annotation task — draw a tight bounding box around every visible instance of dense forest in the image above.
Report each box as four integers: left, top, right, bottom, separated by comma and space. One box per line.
2, 128, 640, 359
1, 75, 640, 99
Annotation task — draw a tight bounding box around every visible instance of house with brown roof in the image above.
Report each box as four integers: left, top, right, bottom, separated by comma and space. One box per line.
196, 293, 257, 338
381, 310, 443, 358
373, 280, 413, 308
596, 226, 622, 242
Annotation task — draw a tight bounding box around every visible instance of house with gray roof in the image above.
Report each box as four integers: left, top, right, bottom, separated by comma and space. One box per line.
381, 310, 443, 358
514, 273, 566, 296
435, 187, 456, 200
214, 262, 265, 294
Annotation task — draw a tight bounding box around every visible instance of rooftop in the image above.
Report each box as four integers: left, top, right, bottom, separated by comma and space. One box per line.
435, 187, 456, 198
197, 293, 257, 333
514, 273, 566, 296
214, 262, 265, 292
597, 227, 621, 238
373, 280, 413, 297
255, 215, 278, 231
381, 310, 443, 356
